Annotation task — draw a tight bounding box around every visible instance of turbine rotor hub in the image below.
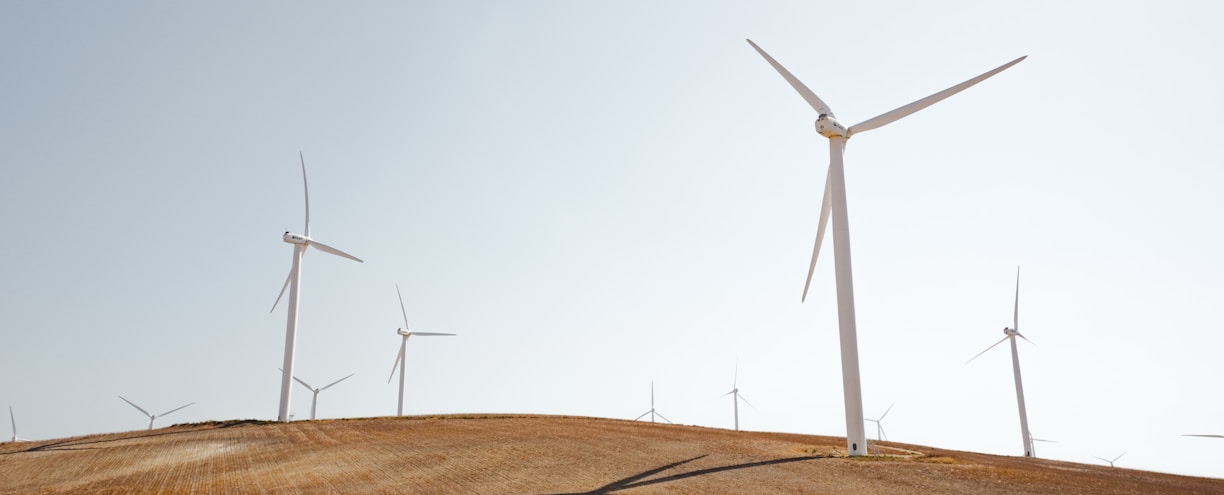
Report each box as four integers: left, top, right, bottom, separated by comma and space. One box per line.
815, 114, 848, 138
1004, 327, 1018, 335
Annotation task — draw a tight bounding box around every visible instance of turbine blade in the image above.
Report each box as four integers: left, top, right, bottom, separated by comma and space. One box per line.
880, 403, 895, 420
1184, 434, 1224, 438
655, 412, 673, 424
802, 162, 834, 303
848, 55, 1026, 136
746, 39, 836, 117
320, 373, 355, 391
965, 336, 1010, 364
270, 268, 292, 313
633, 411, 651, 421
292, 376, 314, 391
733, 359, 739, 388
300, 151, 310, 237
722, 390, 735, 397
119, 396, 151, 418
409, 332, 456, 337
1114, 452, 1126, 462
387, 346, 404, 384
159, 402, 195, 418
1014, 266, 1020, 331
309, 240, 363, 263
1016, 332, 1036, 346
738, 394, 755, 409
396, 284, 411, 331
1093, 455, 1110, 463
9, 406, 15, 437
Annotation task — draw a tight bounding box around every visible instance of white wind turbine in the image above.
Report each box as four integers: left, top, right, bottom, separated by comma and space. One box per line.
1093, 451, 1126, 468
747, 39, 1025, 456
270, 152, 363, 423
9, 406, 26, 442
866, 403, 894, 442
118, 396, 194, 431
279, 369, 355, 420
721, 363, 753, 431
967, 267, 1036, 457
634, 381, 672, 424
387, 284, 455, 416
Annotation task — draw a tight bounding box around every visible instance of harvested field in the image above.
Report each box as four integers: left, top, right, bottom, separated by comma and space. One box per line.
0, 415, 1220, 494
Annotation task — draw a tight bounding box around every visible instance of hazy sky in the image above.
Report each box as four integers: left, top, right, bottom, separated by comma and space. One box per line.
3, 0, 1223, 480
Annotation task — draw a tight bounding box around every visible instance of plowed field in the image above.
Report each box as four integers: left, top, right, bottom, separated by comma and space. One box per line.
1, 415, 1219, 494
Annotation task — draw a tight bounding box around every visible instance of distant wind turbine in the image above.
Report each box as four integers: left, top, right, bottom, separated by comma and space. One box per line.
279, 369, 355, 420
634, 381, 672, 424
1093, 452, 1126, 468
721, 362, 753, 431
118, 396, 194, 431
866, 403, 894, 442
9, 406, 26, 442
967, 267, 1036, 457
747, 39, 1025, 457
270, 153, 364, 423
387, 284, 454, 416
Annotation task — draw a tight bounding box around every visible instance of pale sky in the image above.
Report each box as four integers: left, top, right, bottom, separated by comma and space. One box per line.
3, 0, 1223, 480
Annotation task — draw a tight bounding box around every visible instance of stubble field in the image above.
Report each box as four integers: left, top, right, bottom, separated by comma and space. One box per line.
1, 415, 1220, 494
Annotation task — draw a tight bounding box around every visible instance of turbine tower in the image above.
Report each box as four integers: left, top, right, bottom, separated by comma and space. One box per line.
967, 267, 1035, 457
270, 152, 363, 423
9, 406, 25, 442
387, 284, 455, 416
721, 362, 753, 431
747, 39, 1025, 456
118, 396, 194, 430
634, 381, 672, 424
281, 369, 355, 420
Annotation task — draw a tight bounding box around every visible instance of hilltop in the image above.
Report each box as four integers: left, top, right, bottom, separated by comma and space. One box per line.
1, 415, 1219, 494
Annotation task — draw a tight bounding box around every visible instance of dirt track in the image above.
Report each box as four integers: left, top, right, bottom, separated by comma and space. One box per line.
1, 415, 1220, 494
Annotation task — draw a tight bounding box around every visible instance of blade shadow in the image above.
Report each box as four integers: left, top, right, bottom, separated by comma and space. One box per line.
542, 453, 826, 494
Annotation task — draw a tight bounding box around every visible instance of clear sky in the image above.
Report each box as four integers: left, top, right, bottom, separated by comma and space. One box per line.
3, 0, 1222, 480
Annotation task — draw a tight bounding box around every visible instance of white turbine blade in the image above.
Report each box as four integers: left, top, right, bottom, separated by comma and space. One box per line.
965, 336, 1009, 364
733, 359, 739, 388
387, 346, 405, 384
292, 375, 314, 391
655, 411, 673, 424
801, 163, 834, 303
721, 390, 735, 398
159, 402, 195, 418
745, 39, 836, 117
270, 268, 292, 313
320, 373, 355, 391
1184, 434, 1224, 438
1092, 455, 1110, 463
119, 396, 152, 418
309, 240, 363, 263
1016, 332, 1036, 346
300, 151, 310, 237
879, 403, 895, 420
409, 332, 456, 337
848, 55, 1026, 136
396, 284, 411, 330
737, 393, 755, 409
1014, 266, 1021, 330
9, 406, 15, 438
1113, 452, 1126, 463
633, 411, 651, 421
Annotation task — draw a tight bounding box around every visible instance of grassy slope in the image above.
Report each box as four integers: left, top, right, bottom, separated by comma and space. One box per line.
0, 415, 1220, 495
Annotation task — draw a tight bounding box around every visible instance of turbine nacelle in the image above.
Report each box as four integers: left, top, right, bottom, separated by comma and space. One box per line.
283, 232, 309, 245
816, 114, 848, 138
397, 328, 411, 336
1004, 327, 1019, 336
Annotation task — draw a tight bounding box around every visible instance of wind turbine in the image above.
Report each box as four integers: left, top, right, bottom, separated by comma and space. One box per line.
721, 362, 753, 431
866, 403, 894, 442
967, 267, 1036, 457
118, 396, 194, 431
270, 152, 364, 423
279, 369, 355, 420
1093, 452, 1126, 468
634, 381, 672, 424
387, 284, 455, 416
8, 406, 26, 442
747, 39, 1025, 456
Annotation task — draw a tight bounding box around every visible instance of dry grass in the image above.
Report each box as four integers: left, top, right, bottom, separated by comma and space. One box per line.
0, 415, 1219, 494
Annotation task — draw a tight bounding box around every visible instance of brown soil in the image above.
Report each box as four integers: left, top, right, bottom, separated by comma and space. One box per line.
0, 415, 1219, 494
